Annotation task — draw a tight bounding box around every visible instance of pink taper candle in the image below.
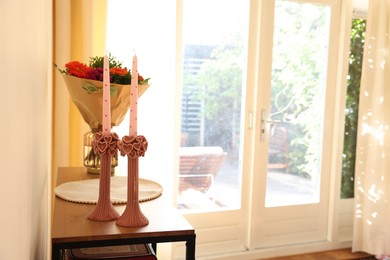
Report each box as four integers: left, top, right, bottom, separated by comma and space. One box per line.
103, 54, 111, 136
130, 54, 138, 135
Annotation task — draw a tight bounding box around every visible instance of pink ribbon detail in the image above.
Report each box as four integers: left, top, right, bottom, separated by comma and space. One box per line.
117, 135, 148, 158
92, 132, 119, 156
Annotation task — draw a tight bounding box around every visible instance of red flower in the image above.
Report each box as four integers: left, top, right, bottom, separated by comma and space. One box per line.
65, 61, 90, 78
57, 56, 150, 85
110, 67, 128, 76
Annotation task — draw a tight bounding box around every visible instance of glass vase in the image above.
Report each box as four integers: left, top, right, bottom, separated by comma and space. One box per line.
84, 128, 118, 174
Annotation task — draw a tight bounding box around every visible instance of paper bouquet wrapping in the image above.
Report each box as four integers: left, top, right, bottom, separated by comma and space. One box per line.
62, 74, 150, 130
62, 74, 150, 173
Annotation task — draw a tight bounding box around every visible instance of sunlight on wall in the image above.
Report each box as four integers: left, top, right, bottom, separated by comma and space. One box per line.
0, 0, 52, 259
353, 0, 368, 9
361, 123, 386, 146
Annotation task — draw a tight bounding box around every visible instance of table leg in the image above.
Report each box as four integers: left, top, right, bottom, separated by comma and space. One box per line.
51, 248, 61, 260
185, 235, 196, 260
151, 242, 157, 254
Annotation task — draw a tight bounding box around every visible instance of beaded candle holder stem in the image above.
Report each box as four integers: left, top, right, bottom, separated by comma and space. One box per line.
88, 132, 120, 221
116, 135, 149, 227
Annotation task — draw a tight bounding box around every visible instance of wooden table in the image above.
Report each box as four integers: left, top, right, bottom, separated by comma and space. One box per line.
52, 167, 196, 260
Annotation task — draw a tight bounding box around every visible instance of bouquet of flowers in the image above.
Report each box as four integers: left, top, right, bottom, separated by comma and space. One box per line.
56, 55, 150, 130
56, 55, 151, 173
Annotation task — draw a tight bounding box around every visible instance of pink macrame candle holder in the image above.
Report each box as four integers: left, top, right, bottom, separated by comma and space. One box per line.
116, 135, 149, 227
88, 132, 120, 221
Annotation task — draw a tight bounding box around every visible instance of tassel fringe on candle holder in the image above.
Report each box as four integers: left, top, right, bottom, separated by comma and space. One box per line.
87, 132, 120, 221
116, 135, 149, 227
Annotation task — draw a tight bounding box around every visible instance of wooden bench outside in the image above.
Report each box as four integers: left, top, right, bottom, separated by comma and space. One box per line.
268, 126, 289, 172
179, 146, 227, 192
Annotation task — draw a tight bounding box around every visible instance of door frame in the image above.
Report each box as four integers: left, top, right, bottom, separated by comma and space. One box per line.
173, 0, 354, 258
247, 0, 343, 250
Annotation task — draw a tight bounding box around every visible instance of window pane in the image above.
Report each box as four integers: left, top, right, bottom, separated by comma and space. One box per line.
106, 0, 177, 189
265, 1, 331, 207
341, 18, 366, 199
177, 0, 247, 211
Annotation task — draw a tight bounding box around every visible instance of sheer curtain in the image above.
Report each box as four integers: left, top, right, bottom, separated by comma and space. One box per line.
353, 0, 390, 255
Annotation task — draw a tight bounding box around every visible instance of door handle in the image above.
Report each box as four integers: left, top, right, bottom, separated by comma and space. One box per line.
260, 109, 269, 141
261, 109, 283, 140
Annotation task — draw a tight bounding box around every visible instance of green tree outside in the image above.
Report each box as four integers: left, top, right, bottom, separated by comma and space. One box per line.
341, 19, 366, 198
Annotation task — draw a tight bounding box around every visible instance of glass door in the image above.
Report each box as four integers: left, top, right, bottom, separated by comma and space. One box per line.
251, 0, 340, 248
265, 0, 331, 208
177, 0, 247, 212
174, 0, 250, 257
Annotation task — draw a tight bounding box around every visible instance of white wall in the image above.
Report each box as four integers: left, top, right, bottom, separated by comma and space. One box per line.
353, 0, 368, 10
0, 0, 52, 259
